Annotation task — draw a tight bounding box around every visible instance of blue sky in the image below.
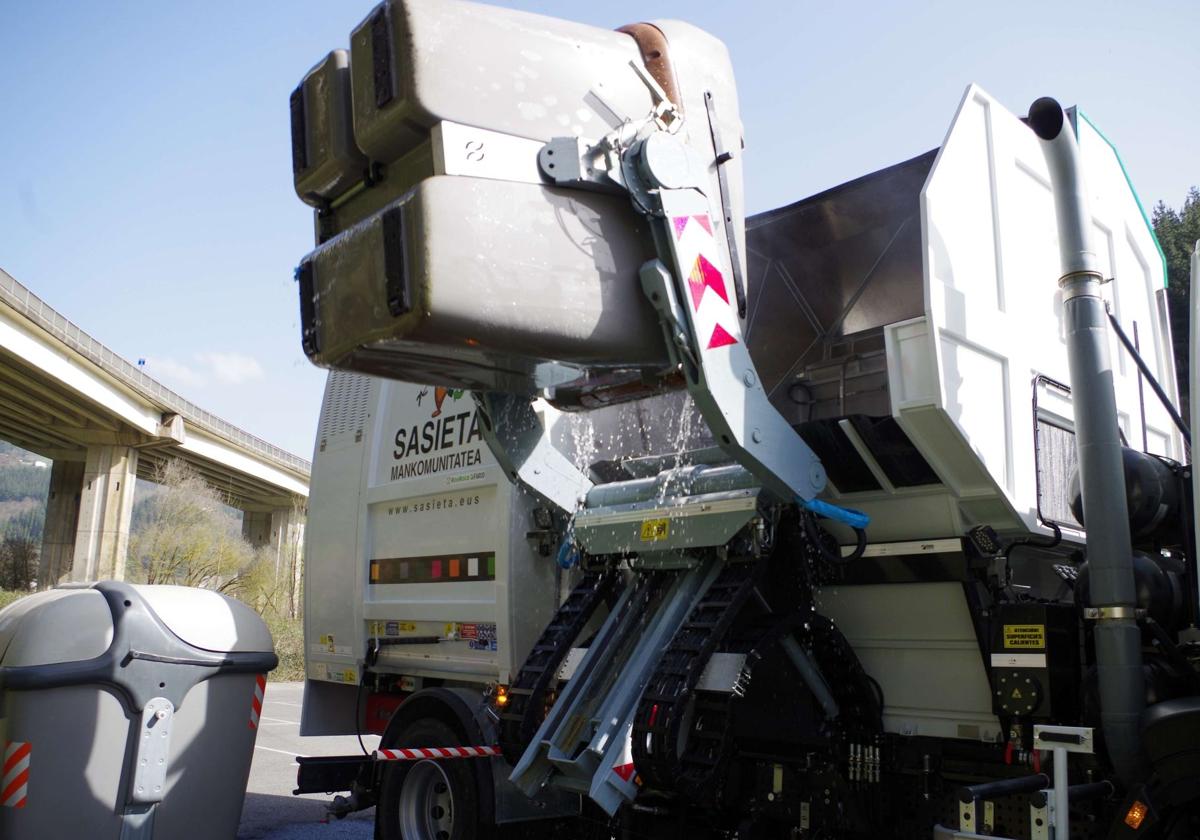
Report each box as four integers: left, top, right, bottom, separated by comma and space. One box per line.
1, 1, 1196, 459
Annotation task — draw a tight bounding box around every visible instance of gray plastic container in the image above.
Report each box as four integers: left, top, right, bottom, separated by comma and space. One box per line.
0, 582, 277, 839
293, 0, 748, 407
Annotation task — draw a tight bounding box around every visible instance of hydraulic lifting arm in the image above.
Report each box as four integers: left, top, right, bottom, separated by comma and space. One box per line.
477, 59, 827, 511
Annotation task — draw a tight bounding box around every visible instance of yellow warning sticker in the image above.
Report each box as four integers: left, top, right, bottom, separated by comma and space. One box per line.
640, 518, 670, 542
369, 621, 418, 636
1003, 624, 1046, 649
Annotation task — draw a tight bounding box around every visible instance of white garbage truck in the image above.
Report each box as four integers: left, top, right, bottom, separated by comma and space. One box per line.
288, 1, 1200, 838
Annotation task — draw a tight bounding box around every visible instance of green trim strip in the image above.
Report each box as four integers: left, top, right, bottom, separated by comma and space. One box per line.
1076, 109, 1169, 288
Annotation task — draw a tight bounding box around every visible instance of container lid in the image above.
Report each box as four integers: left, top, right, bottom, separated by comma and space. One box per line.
133, 585, 273, 654
0, 585, 273, 669
0, 589, 114, 668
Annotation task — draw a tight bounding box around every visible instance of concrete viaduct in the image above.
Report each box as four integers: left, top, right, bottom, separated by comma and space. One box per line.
0, 268, 310, 585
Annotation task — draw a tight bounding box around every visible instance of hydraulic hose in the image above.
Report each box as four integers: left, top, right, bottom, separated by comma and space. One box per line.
1028, 97, 1145, 785
801, 497, 869, 562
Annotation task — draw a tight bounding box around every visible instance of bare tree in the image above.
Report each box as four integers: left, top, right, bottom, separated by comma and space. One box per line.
128, 460, 253, 592
128, 460, 298, 619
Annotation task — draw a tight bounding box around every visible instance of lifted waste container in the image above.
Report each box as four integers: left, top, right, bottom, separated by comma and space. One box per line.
0, 581, 277, 839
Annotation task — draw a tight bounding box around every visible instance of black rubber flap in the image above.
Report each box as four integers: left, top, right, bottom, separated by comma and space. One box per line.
370, 4, 394, 108
298, 260, 320, 357
289, 84, 308, 174
382, 204, 409, 316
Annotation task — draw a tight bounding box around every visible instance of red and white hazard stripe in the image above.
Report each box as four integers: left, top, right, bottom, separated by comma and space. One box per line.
2, 741, 30, 809
609, 726, 638, 786
670, 213, 742, 352
249, 674, 267, 730
375, 745, 501, 761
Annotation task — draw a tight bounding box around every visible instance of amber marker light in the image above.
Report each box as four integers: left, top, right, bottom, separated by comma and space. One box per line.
1124, 800, 1149, 829
494, 684, 510, 708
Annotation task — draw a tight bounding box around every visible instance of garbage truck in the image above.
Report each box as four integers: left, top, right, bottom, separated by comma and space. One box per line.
287, 1, 1200, 837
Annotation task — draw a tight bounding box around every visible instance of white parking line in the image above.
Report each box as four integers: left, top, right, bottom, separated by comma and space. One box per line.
262, 716, 302, 725
255, 745, 301, 758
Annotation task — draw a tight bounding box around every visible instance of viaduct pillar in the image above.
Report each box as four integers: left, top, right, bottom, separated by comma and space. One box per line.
70, 445, 139, 582
38, 459, 84, 586
243, 505, 306, 611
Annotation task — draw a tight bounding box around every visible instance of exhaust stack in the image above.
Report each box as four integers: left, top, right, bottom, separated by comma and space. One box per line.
1027, 97, 1145, 784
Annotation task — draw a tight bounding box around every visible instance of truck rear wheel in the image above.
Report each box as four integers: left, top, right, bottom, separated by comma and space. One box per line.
377, 718, 492, 840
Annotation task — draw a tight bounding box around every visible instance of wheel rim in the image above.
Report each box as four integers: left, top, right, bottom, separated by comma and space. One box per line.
398, 759, 455, 840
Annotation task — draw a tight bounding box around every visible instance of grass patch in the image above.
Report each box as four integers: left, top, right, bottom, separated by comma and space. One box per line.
0, 589, 29, 611
265, 612, 305, 682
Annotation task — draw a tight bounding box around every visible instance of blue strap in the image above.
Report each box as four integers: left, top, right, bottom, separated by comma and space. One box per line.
800, 498, 870, 531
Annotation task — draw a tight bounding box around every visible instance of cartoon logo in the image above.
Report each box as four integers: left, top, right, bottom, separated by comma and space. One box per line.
416, 386, 465, 418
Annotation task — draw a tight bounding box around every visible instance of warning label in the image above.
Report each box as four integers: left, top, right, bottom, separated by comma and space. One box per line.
640, 518, 670, 542
1003, 624, 1046, 649
369, 621, 417, 636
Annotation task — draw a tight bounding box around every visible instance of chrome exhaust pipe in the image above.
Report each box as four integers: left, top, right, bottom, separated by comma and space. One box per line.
1028, 97, 1145, 784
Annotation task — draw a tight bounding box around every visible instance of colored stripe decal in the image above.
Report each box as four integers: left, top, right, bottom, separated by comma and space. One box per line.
1, 742, 30, 808
249, 674, 267, 730
374, 745, 501, 761
370, 552, 497, 585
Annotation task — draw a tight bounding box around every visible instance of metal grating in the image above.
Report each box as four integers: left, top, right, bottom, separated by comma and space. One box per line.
1036, 419, 1081, 528
318, 370, 372, 439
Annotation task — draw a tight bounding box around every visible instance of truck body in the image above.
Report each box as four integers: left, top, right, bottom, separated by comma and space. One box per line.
290, 2, 1200, 838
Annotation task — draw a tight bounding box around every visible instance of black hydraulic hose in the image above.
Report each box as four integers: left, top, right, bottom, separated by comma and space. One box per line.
356, 673, 370, 756
804, 512, 867, 563
1003, 522, 1062, 562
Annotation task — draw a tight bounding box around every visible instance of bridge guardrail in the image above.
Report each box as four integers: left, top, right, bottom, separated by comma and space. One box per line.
0, 269, 310, 478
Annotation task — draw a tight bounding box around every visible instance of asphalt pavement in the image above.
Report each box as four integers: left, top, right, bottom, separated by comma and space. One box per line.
239, 682, 378, 840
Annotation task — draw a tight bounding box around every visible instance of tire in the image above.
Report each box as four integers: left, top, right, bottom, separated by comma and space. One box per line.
376, 718, 493, 840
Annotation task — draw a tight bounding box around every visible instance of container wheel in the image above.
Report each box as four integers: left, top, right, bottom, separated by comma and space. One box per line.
376, 718, 491, 840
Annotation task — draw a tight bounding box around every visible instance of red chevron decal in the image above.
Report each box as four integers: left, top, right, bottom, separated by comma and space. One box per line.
672, 214, 714, 240
707, 323, 738, 349
687, 254, 729, 310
